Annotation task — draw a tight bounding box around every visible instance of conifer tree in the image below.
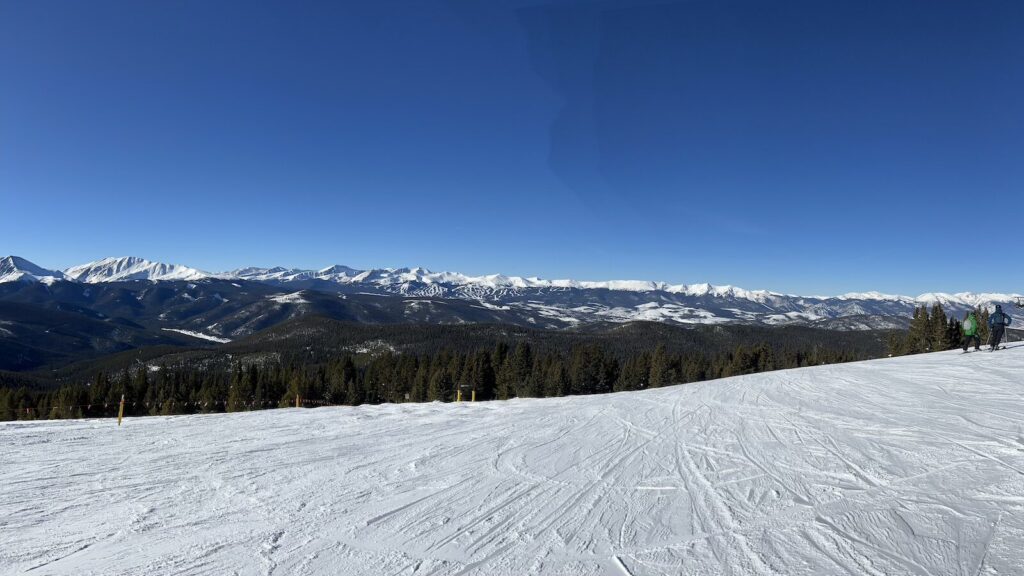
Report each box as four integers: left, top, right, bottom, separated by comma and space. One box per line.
131, 366, 149, 407
649, 344, 669, 388
344, 376, 364, 406
945, 317, 962, 350
284, 372, 304, 407
410, 362, 429, 402
89, 371, 110, 409
510, 343, 533, 393
906, 306, 930, 354
247, 365, 263, 408
474, 351, 495, 400
495, 356, 514, 400
227, 364, 247, 411
929, 303, 947, 351
427, 370, 449, 402
543, 357, 568, 397
978, 307, 991, 344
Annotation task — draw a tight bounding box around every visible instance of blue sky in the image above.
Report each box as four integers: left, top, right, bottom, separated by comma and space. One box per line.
2, 0, 1021, 295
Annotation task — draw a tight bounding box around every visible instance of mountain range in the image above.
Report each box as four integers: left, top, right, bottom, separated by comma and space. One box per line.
2, 256, 1020, 336
2, 254, 1019, 377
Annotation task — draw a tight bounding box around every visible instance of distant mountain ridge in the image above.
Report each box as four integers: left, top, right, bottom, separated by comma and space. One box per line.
1, 255, 1019, 331
0, 256, 66, 284
64, 256, 209, 283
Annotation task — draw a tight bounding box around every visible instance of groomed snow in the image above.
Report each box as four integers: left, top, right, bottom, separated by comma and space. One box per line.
3, 347, 1024, 575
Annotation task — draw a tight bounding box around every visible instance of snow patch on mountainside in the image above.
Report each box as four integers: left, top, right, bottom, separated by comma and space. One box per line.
268, 291, 310, 305
161, 328, 231, 343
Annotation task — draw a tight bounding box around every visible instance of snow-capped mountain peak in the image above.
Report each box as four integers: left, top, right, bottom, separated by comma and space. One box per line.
0, 256, 66, 284
316, 264, 361, 279
3, 255, 1022, 330
914, 291, 1020, 309
836, 291, 908, 302
227, 266, 316, 282
64, 256, 209, 283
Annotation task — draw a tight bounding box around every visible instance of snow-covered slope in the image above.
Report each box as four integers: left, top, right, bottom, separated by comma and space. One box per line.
0, 256, 65, 283
4, 346, 1024, 575
63, 256, 209, 283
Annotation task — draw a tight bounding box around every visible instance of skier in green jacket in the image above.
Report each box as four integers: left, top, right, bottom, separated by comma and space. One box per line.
962, 311, 981, 352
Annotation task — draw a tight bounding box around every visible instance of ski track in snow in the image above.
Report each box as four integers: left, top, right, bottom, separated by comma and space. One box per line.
3, 347, 1024, 575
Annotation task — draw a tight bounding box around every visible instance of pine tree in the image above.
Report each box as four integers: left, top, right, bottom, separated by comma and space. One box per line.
978, 307, 991, 344
227, 363, 247, 411
945, 317, 962, 350
649, 344, 669, 388
510, 343, 533, 396
344, 377, 364, 406
474, 351, 495, 400
284, 372, 304, 408
495, 356, 514, 400
929, 303, 947, 351
395, 354, 418, 402
543, 357, 568, 397
410, 362, 429, 402
906, 306, 930, 354
615, 356, 638, 392
131, 366, 149, 409
427, 370, 449, 402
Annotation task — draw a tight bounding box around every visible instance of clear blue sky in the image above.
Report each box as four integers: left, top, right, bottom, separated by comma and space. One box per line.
2, 0, 1021, 295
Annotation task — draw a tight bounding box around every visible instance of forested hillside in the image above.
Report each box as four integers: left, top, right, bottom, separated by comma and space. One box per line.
1, 317, 892, 420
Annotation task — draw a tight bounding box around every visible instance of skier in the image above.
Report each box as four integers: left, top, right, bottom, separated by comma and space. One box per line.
988, 304, 1013, 351
962, 311, 981, 352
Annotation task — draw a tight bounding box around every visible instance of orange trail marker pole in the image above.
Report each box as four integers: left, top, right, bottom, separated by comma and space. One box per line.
117, 394, 125, 426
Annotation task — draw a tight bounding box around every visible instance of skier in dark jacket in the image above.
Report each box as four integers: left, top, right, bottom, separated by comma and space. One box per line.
988, 304, 1013, 351
962, 311, 981, 352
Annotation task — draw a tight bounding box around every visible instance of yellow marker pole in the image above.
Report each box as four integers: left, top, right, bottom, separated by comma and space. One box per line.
472, 389, 476, 402
456, 389, 462, 403
117, 394, 125, 426
295, 394, 301, 409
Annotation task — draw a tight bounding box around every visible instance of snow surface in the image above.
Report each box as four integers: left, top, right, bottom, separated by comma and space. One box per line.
160, 328, 232, 343
4, 347, 1024, 575
268, 291, 311, 305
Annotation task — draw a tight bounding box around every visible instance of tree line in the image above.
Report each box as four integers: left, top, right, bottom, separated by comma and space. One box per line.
0, 339, 864, 421
886, 303, 989, 356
